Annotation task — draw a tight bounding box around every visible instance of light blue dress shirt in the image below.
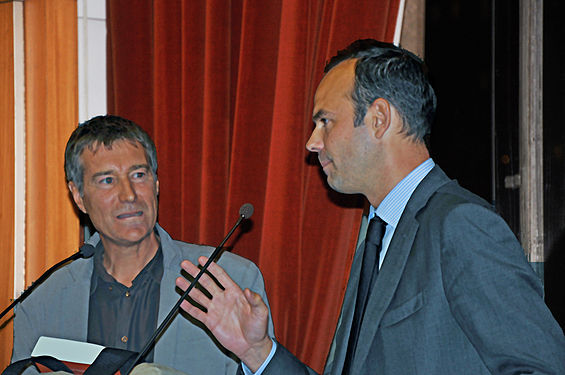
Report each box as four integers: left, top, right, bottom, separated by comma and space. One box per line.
371, 158, 435, 269
244, 158, 435, 374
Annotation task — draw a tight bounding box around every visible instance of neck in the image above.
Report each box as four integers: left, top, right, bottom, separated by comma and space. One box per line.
100, 231, 159, 287
366, 140, 430, 207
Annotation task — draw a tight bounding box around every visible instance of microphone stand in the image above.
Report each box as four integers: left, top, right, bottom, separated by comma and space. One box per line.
125, 208, 252, 374
0, 244, 95, 321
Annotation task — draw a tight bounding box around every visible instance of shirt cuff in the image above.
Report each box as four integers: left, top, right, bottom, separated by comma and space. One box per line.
241, 338, 277, 375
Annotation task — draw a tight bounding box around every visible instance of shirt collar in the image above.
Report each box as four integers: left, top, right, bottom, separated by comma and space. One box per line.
91, 227, 164, 289
370, 158, 435, 227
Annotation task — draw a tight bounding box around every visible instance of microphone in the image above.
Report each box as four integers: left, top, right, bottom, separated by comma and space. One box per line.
239, 203, 254, 219
125, 203, 254, 374
78, 243, 96, 259
0, 244, 95, 321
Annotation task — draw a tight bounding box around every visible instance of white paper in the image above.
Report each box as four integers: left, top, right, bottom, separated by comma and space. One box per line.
31, 336, 105, 365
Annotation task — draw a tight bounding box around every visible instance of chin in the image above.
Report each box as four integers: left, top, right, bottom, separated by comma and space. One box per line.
327, 178, 345, 194
107, 227, 154, 246
328, 178, 359, 195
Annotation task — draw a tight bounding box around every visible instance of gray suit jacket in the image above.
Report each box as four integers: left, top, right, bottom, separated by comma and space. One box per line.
263, 166, 565, 374
12, 224, 275, 375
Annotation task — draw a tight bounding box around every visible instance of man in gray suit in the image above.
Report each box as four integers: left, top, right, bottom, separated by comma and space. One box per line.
11, 115, 274, 374
176, 40, 565, 374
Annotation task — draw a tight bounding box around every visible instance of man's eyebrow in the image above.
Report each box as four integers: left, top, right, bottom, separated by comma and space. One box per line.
90, 164, 150, 179
129, 164, 150, 172
91, 170, 115, 179
312, 109, 329, 122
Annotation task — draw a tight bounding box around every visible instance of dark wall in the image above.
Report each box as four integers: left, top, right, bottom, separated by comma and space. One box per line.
426, 0, 564, 330
425, 0, 493, 204
543, 0, 565, 332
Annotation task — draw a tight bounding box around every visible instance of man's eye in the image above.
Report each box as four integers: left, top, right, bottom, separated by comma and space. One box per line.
132, 171, 146, 179
320, 118, 329, 126
99, 177, 113, 184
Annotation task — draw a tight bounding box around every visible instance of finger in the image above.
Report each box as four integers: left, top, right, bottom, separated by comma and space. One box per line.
175, 276, 214, 308
179, 299, 208, 323
176, 271, 216, 295
175, 275, 192, 291
180, 260, 224, 295
244, 289, 266, 309
199, 256, 241, 290
244, 289, 270, 324
180, 259, 201, 276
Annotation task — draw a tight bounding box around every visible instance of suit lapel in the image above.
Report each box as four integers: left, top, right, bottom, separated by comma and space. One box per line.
327, 237, 366, 375
351, 213, 419, 372
62, 252, 94, 341
349, 166, 452, 372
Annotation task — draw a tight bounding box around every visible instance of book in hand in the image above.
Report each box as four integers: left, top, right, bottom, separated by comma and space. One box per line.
31, 336, 105, 374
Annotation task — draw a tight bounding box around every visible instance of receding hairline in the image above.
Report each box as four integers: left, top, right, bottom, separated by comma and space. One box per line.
312, 59, 357, 117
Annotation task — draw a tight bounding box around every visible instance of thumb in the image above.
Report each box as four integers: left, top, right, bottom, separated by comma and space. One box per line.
243, 288, 264, 308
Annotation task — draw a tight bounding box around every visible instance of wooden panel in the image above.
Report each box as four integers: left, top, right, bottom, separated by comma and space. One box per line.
519, 0, 544, 265
400, 0, 425, 58
25, 0, 80, 283
0, 2, 16, 369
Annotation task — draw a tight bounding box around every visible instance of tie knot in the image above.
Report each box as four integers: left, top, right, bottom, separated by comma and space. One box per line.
366, 216, 386, 248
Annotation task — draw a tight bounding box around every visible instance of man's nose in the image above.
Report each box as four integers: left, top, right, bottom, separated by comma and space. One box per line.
306, 128, 324, 152
119, 179, 137, 202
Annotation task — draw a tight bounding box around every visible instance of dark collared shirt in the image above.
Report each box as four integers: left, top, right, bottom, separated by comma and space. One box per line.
87, 238, 163, 362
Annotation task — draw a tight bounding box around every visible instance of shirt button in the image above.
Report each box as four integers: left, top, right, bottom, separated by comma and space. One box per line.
121, 336, 128, 343
125, 291, 130, 297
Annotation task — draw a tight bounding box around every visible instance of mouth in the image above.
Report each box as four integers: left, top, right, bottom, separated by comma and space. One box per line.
319, 159, 331, 168
116, 211, 143, 219
318, 152, 333, 172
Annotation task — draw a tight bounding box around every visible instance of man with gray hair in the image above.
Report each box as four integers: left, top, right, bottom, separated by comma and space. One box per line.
11, 115, 274, 374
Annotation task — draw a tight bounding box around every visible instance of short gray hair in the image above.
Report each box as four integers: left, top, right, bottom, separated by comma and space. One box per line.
64, 115, 157, 194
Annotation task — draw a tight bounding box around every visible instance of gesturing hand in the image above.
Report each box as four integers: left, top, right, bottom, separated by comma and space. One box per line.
175, 257, 273, 372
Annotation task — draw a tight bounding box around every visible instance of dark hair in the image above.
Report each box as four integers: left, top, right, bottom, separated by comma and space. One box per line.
325, 39, 436, 143
64, 115, 157, 194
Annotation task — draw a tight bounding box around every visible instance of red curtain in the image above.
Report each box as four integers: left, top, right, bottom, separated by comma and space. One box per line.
107, 1, 399, 371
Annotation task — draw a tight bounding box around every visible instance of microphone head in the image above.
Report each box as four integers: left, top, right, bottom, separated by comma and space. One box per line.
79, 244, 95, 259
239, 203, 254, 219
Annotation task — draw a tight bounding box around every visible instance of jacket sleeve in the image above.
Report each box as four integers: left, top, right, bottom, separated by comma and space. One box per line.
11, 303, 41, 375
440, 203, 565, 374
245, 341, 317, 375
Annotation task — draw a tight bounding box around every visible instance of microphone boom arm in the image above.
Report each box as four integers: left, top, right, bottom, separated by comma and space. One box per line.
0, 244, 94, 321
126, 210, 251, 374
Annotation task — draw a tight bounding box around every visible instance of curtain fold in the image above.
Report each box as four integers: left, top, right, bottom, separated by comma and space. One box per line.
107, 1, 400, 371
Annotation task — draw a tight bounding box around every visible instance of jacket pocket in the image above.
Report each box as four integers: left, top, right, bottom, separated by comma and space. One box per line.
380, 291, 425, 327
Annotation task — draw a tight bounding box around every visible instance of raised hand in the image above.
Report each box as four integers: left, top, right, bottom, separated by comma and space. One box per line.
175, 256, 273, 372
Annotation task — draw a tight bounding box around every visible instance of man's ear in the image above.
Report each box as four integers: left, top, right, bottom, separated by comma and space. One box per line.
68, 181, 87, 214
365, 97, 391, 139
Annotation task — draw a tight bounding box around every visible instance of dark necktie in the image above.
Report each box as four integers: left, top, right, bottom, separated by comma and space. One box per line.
343, 216, 387, 373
